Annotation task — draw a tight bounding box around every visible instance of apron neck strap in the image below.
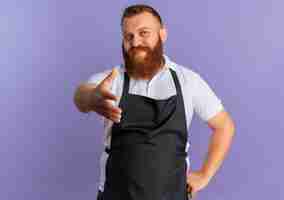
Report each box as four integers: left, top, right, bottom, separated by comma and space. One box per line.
122, 68, 182, 97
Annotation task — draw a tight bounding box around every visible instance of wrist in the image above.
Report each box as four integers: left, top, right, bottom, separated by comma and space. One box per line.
200, 167, 214, 181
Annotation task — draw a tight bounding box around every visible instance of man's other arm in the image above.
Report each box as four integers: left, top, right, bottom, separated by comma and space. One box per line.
201, 110, 235, 180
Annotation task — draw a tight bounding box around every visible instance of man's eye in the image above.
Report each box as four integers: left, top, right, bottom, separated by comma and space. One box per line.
124, 35, 132, 41
140, 31, 150, 36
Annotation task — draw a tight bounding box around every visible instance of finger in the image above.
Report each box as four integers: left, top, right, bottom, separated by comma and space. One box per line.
186, 173, 194, 197
103, 108, 121, 122
100, 89, 119, 101
100, 68, 119, 87
95, 102, 122, 119
96, 107, 121, 123
105, 100, 122, 114
95, 99, 122, 114
187, 184, 196, 199
187, 184, 192, 194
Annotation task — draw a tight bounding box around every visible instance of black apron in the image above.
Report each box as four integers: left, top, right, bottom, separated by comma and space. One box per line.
101, 68, 189, 200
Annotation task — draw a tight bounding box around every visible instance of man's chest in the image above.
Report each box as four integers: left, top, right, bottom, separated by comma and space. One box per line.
114, 70, 178, 100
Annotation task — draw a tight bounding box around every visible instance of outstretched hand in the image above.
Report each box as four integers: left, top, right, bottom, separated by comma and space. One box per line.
89, 68, 122, 123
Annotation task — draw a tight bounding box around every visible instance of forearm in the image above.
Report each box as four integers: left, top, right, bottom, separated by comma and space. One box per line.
200, 124, 235, 181
73, 83, 97, 113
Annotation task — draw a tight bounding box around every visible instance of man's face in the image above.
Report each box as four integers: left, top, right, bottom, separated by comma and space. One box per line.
121, 12, 166, 80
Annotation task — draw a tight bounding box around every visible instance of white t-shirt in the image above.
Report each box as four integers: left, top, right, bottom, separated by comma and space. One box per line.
86, 54, 224, 191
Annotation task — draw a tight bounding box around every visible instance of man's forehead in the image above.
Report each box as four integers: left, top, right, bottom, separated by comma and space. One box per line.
122, 12, 161, 33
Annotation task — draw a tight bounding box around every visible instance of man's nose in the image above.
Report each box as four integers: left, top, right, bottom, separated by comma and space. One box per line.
131, 36, 142, 47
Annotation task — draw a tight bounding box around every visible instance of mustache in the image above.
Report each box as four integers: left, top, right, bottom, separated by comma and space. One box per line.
127, 46, 151, 54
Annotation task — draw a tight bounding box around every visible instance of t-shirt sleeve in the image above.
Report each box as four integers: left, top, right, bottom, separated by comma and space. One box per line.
192, 73, 224, 121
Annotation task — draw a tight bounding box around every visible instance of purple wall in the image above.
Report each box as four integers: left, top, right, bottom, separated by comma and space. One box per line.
1, 0, 283, 199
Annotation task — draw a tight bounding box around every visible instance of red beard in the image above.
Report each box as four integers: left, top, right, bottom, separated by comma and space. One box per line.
122, 37, 164, 80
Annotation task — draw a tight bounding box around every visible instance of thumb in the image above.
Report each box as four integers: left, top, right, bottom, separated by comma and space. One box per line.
100, 68, 119, 87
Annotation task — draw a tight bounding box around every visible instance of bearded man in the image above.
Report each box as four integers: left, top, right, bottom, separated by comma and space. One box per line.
74, 4, 235, 200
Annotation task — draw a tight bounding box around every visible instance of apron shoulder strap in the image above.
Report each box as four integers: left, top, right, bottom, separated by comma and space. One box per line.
169, 68, 183, 98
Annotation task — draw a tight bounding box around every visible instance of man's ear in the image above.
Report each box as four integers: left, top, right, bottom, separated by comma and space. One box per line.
159, 27, 167, 43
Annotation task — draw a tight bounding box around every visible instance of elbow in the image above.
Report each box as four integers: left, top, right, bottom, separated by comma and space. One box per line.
222, 117, 235, 140
211, 112, 236, 137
